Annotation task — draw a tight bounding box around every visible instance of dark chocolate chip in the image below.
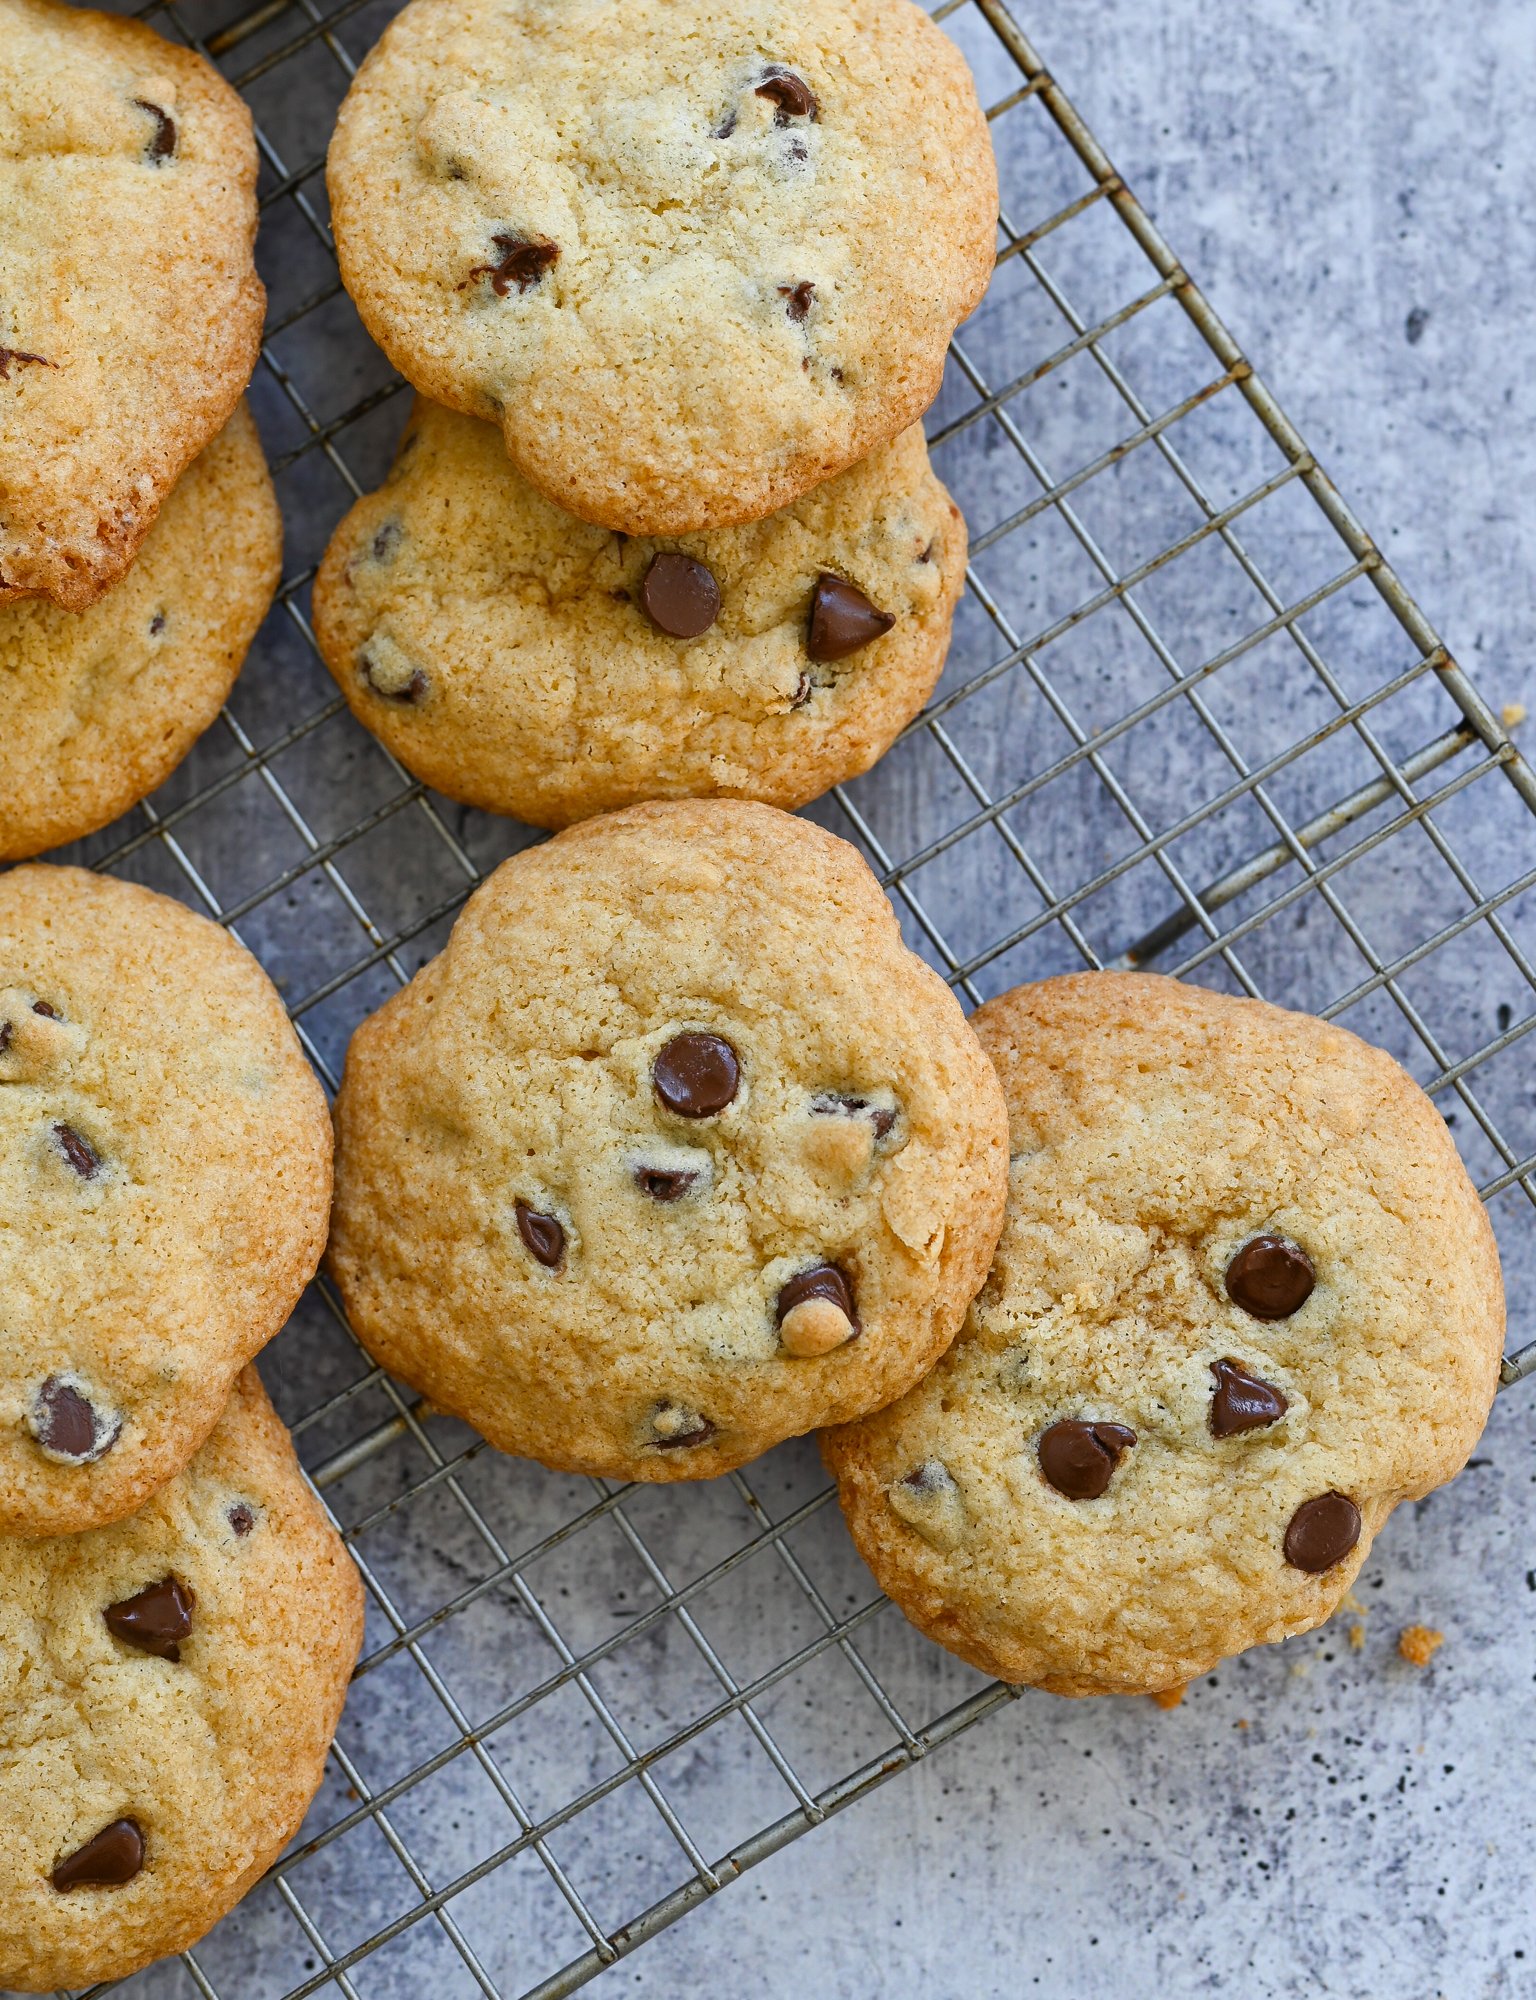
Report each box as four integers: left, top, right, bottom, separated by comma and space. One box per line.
775, 1263, 860, 1332
32, 1000, 59, 1017
30, 1376, 119, 1462
756, 69, 818, 123
148, 611, 167, 636
790, 672, 814, 709
104, 1577, 195, 1661
779, 281, 815, 323
0, 347, 55, 383
653, 1033, 739, 1117
641, 553, 720, 639
1226, 1235, 1315, 1320
1209, 1357, 1288, 1438
649, 1406, 716, 1449
361, 651, 427, 704
1037, 1419, 1136, 1500
634, 1165, 699, 1203
133, 98, 177, 162
809, 1091, 897, 1139
807, 574, 895, 663
51, 1819, 144, 1891
228, 1502, 255, 1537
0, 1021, 10, 1055
53, 1123, 102, 1178
469, 234, 559, 296
713, 109, 738, 139
371, 521, 402, 563
1283, 1492, 1361, 1573
516, 1201, 566, 1269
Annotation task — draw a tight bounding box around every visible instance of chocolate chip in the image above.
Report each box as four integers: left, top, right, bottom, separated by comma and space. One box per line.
756, 68, 818, 123
0, 1022, 10, 1055
1209, 1357, 1288, 1437
648, 1405, 716, 1449
104, 1577, 195, 1661
371, 521, 402, 563
641, 553, 720, 639
469, 233, 559, 296
807, 574, 896, 663
1226, 1235, 1315, 1320
790, 672, 814, 709
148, 611, 167, 635
775, 1263, 859, 1333
228, 1502, 255, 1537
53, 1123, 101, 1178
713, 109, 738, 139
133, 98, 177, 162
30, 1376, 119, 1462
32, 1000, 59, 1018
779, 281, 815, 323
634, 1165, 699, 1202
361, 646, 426, 704
0, 347, 55, 383
52, 1819, 144, 1891
653, 1033, 739, 1117
809, 1092, 897, 1140
516, 1201, 565, 1268
1037, 1419, 1136, 1500
1283, 1492, 1361, 1573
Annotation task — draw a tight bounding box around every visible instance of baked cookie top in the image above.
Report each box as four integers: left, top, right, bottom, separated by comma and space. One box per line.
0, 0, 264, 608
0, 866, 332, 1536
312, 399, 966, 828
0, 1369, 363, 1994
329, 800, 1009, 1480
0, 402, 281, 861
824, 973, 1505, 1696
326, 0, 996, 533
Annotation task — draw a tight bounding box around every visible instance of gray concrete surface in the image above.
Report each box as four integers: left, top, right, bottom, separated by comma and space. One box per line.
51, 3, 1536, 1998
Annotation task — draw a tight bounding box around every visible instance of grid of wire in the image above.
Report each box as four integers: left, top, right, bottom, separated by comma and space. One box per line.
62, 0, 1536, 1992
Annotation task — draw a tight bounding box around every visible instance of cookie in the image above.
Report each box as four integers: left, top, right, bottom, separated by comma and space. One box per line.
312, 399, 965, 828
0, 402, 281, 861
326, 0, 996, 534
329, 799, 1009, 1480
0, 866, 332, 1536
823, 973, 1505, 1696
0, 1368, 363, 1993
0, 0, 264, 608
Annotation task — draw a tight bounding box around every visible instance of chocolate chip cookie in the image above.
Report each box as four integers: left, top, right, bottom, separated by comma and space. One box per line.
824, 973, 1505, 1696
0, 1369, 363, 1992
0, 866, 332, 1535
329, 800, 1010, 1479
326, 0, 996, 533
0, 403, 281, 861
312, 399, 965, 827
0, 0, 264, 608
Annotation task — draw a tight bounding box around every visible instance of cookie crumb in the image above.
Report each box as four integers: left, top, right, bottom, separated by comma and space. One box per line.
1348, 1622, 1366, 1652
1150, 1683, 1186, 1710
1397, 1624, 1443, 1668
1502, 702, 1527, 728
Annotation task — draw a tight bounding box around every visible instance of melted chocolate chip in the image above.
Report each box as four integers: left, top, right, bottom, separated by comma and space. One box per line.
1283, 1492, 1361, 1573
653, 1033, 740, 1117
775, 1263, 859, 1332
641, 553, 721, 639
1226, 1235, 1315, 1320
1209, 1357, 1288, 1437
228, 1502, 255, 1537
469, 234, 559, 296
634, 1165, 700, 1203
1037, 1419, 1136, 1500
361, 650, 427, 704
649, 1406, 716, 1449
148, 611, 167, 636
780, 281, 815, 323
714, 109, 739, 139
0, 347, 55, 383
133, 98, 177, 162
54, 1123, 101, 1178
807, 574, 895, 663
371, 521, 402, 563
52, 1819, 144, 1891
790, 672, 814, 709
30, 1376, 119, 1462
516, 1201, 566, 1269
0, 1022, 10, 1055
809, 1092, 897, 1139
32, 1000, 59, 1018
104, 1577, 195, 1661
756, 69, 818, 123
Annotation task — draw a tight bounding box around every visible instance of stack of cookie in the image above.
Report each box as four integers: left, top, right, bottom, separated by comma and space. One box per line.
0, 0, 282, 862
317, 0, 999, 825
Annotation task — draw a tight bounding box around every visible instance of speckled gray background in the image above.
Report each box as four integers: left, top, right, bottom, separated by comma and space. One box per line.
48, 1, 1536, 1997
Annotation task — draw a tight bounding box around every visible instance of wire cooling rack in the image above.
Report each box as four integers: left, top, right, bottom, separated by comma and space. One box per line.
57, 0, 1536, 1993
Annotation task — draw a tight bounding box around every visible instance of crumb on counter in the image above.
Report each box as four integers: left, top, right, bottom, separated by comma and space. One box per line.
1150, 1683, 1186, 1710
1349, 1623, 1366, 1651
1502, 702, 1527, 728
1398, 1624, 1444, 1668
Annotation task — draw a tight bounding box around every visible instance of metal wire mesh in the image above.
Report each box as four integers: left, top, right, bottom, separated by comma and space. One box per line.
58, 0, 1536, 1991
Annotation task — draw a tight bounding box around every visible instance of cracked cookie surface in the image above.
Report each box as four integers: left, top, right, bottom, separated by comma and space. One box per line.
0, 404, 280, 860
329, 800, 1009, 1480
823, 972, 1505, 1696
0, 0, 263, 607
313, 399, 965, 827
0, 1370, 363, 1993
0, 866, 332, 1536
326, 0, 996, 533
